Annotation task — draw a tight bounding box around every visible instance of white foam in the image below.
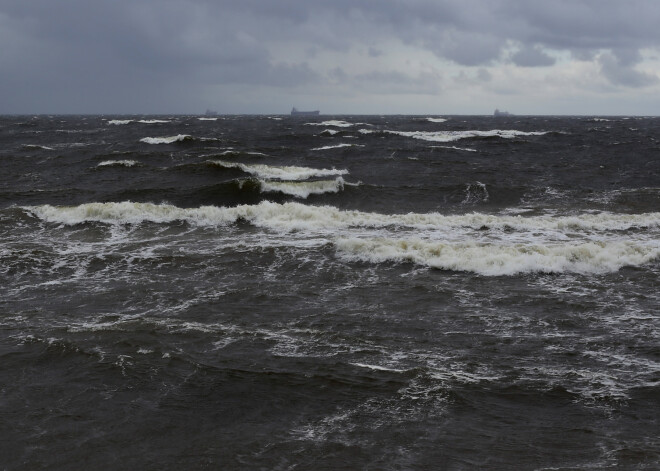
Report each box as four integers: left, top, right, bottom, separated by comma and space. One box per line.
311, 143, 363, 151
320, 129, 340, 135
209, 160, 348, 180
26, 201, 660, 234
138, 119, 170, 124
97, 160, 139, 167
360, 129, 548, 143
218, 150, 267, 156
24, 201, 660, 274
426, 118, 448, 123
197, 117, 218, 121
431, 145, 478, 152
139, 134, 191, 144
22, 144, 54, 150
351, 362, 409, 373
306, 120, 354, 127
108, 119, 132, 125
259, 178, 345, 198
335, 237, 660, 276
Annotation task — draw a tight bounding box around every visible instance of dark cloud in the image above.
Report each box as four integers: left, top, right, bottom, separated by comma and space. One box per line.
1, 0, 659, 113
511, 45, 556, 67
599, 52, 658, 88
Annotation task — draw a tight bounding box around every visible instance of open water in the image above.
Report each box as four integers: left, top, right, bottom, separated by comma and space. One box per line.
1, 114, 659, 470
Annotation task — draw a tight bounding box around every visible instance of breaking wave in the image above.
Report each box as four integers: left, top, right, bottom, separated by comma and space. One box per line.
360, 129, 548, 143
140, 134, 192, 144
97, 160, 139, 167
23, 201, 660, 274
25, 201, 660, 233
217, 150, 268, 157
259, 178, 345, 198
426, 118, 448, 123
335, 237, 660, 276
208, 160, 348, 180
108, 119, 170, 125
311, 143, 363, 151
306, 120, 355, 128
21, 144, 54, 151
431, 145, 477, 152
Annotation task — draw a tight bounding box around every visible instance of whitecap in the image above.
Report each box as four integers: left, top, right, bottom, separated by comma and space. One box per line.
108, 119, 133, 125
22, 144, 54, 150
97, 160, 139, 167
209, 160, 348, 180
26, 201, 660, 234
137, 119, 170, 124
306, 120, 354, 127
335, 237, 660, 276
350, 362, 409, 373
426, 118, 448, 123
311, 143, 363, 151
217, 150, 267, 156
381, 129, 548, 143
430, 145, 477, 152
259, 178, 345, 198
197, 117, 218, 121
139, 134, 191, 144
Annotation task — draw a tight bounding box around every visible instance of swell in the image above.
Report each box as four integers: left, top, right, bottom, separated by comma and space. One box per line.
335, 237, 660, 276
22, 200, 660, 232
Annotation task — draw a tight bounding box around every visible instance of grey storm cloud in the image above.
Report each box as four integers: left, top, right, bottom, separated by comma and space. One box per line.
511, 45, 556, 67
1, 0, 660, 113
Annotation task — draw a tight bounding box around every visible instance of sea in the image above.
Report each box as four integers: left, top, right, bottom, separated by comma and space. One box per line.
0, 114, 658, 470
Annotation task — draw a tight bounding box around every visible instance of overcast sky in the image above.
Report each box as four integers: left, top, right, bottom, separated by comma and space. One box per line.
2, 0, 660, 115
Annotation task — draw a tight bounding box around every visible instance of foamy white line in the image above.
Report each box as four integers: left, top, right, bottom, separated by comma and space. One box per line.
138, 120, 170, 124
351, 362, 409, 373
426, 118, 448, 123
26, 201, 660, 233
311, 143, 363, 151
140, 134, 191, 144
431, 145, 478, 152
97, 160, 139, 167
335, 237, 660, 276
305, 120, 354, 127
22, 144, 54, 150
218, 150, 267, 156
108, 120, 132, 125
209, 160, 348, 180
360, 128, 548, 143
198, 117, 218, 121
259, 178, 345, 198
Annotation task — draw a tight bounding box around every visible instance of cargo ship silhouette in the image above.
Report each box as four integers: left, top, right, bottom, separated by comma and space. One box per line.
291, 107, 320, 116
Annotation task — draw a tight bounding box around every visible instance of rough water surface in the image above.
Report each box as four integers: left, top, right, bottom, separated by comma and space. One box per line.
1, 114, 659, 470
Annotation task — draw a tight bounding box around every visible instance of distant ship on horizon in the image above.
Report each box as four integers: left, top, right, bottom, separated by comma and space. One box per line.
291, 107, 320, 116
493, 109, 512, 117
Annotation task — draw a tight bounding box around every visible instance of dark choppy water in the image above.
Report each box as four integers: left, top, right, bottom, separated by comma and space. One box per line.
1, 114, 659, 470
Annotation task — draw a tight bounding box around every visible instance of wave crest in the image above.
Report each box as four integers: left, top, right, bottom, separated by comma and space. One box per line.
208, 160, 347, 180
140, 134, 192, 144
360, 129, 548, 143
97, 160, 139, 167
259, 178, 345, 198
336, 237, 660, 275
